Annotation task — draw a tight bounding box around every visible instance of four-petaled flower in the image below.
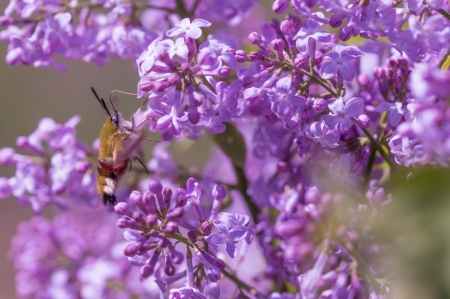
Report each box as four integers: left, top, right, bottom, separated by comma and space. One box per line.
205, 212, 253, 258
322, 97, 364, 131
319, 45, 362, 82
166, 18, 211, 39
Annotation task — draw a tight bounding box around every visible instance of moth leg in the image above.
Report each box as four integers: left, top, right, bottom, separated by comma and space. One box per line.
130, 96, 156, 132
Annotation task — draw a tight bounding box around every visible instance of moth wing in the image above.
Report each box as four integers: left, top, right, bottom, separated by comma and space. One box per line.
112, 130, 145, 164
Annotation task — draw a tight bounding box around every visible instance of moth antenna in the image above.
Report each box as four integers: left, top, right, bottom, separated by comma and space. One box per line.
91, 87, 112, 118
134, 157, 149, 175
109, 90, 138, 113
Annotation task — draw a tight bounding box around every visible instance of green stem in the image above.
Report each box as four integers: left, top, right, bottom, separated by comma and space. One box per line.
363, 112, 387, 189
296, 68, 339, 97
437, 8, 450, 21
361, 128, 397, 173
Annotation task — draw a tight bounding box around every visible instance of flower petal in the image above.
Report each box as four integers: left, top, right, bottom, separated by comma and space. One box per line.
338, 63, 356, 81
343, 97, 364, 117
186, 26, 202, 39
191, 19, 212, 27
320, 61, 338, 79
225, 241, 238, 258
205, 233, 226, 246
166, 27, 186, 37
228, 226, 247, 242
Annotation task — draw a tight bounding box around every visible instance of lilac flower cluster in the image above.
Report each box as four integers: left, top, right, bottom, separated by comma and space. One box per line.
0, 116, 99, 212
0, 0, 258, 70
1, 0, 450, 298
9, 204, 159, 298
114, 178, 253, 298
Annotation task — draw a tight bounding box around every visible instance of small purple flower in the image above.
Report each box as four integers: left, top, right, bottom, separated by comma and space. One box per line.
389, 134, 427, 167
205, 212, 253, 258
319, 46, 362, 82
166, 18, 211, 39
205, 220, 247, 258
169, 286, 206, 299
375, 101, 406, 127
293, 17, 331, 57
306, 121, 340, 148
198, 38, 237, 75
265, 77, 307, 118
322, 97, 364, 131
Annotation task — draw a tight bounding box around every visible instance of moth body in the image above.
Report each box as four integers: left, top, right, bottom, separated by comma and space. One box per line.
91, 88, 156, 206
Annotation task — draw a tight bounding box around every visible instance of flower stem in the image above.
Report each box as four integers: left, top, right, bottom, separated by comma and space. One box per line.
361, 128, 397, 174
437, 8, 450, 21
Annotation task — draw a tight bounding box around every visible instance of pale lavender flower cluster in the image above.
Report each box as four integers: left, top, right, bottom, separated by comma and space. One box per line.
0, 116, 98, 212
0, 0, 258, 70
2, 0, 450, 298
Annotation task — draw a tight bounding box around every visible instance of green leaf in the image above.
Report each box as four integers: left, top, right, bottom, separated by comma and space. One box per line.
439, 51, 450, 70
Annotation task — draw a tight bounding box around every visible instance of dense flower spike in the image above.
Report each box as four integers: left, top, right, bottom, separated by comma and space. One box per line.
2, 0, 450, 298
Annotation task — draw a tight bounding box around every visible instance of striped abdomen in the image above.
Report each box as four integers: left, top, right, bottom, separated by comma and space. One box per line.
97, 159, 129, 205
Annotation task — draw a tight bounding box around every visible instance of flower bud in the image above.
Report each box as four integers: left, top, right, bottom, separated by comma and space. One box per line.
188, 230, 198, 242
305, 186, 320, 204
117, 217, 137, 229
212, 184, 226, 201
312, 98, 328, 112
114, 202, 131, 216
0, 147, 16, 166
163, 187, 172, 206
339, 25, 352, 41
249, 51, 264, 61
123, 242, 140, 257
374, 66, 385, 79
166, 207, 184, 220
165, 264, 175, 276
218, 65, 230, 78
248, 31, 262, 44
140, 264, 154, 278
357, 73, 370, 86
163, 221, 178, 233
146, 214, 157, 227
271, 39, 285, 60
235, 50, 248, 63
280, 20, 292, 35
201, 221, 212, 235
272, 0, 289, 14
131, 191, 146, 213
329, 13, 345, 28
148, 179, 162, 194
357, 114, 370, 128
138, 79, 154, 93
0, 178, 11, 199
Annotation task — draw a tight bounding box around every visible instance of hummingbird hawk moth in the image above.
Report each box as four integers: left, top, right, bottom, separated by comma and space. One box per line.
91, 87, 158, 206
